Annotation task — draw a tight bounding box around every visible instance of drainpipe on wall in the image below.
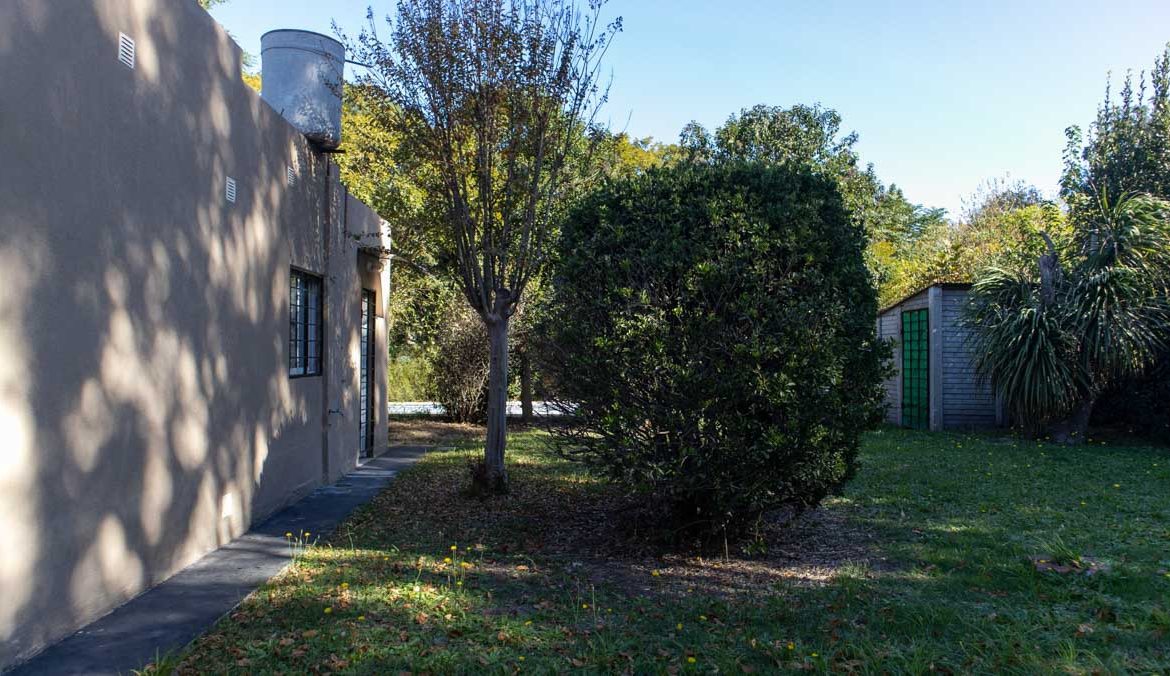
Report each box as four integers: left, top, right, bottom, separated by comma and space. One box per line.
319, 157, 332, 483
259, 28, 346, 484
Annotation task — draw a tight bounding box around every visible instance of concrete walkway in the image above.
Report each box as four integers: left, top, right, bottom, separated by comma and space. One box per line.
9, 446, 429, 676
389, 400, 567, 417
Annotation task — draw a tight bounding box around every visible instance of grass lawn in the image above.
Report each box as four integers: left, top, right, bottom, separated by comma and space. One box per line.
167, 425, 1170, 674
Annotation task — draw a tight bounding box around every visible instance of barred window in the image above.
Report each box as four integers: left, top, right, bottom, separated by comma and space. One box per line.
290, 269, 323, 377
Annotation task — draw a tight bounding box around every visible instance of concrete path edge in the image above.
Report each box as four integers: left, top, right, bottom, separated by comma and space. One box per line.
8, 446, 429, 676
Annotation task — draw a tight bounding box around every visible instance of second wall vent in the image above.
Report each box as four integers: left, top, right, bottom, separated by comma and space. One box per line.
118, 33, 136, 69
226, 177, 237, 204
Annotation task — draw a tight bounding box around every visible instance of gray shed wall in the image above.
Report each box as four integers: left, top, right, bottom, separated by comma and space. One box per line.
876, 312, 901, 424
0, 0, 389, 667
877, 286, 997, 431
940, 287, 997, 427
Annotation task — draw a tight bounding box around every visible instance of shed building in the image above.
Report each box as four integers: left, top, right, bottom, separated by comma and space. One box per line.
876, 283, 1003, 430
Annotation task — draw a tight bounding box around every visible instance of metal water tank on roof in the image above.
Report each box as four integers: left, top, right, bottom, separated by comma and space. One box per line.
260, 29, 345, 149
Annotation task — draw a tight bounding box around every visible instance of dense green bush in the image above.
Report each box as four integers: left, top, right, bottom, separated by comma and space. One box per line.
1093, 356, 1170, 444
428, 301, 490, 423
541, 163, 887, 543
387, 355, 432, 401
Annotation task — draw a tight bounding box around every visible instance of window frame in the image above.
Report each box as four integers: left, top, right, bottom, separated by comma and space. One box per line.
289, 267, 324, 378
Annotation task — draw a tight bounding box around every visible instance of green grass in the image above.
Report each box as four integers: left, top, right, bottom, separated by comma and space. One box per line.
169, 429, 1170, 674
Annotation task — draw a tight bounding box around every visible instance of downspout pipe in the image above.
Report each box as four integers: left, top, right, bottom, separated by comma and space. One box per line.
320, 157, 332, 482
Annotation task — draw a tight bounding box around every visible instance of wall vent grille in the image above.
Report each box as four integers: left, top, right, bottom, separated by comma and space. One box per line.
287, 165, 297, 187
118, 33, 136, 69
226, 177, 237, 204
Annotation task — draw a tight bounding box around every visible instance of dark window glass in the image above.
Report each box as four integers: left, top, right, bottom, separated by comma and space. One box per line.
290, 269, 323, 377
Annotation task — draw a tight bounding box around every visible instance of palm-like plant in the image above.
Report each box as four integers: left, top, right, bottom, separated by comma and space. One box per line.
966, 193, 1170, 442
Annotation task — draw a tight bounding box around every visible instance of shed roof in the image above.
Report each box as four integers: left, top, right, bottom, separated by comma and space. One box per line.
879, 282, 972, 316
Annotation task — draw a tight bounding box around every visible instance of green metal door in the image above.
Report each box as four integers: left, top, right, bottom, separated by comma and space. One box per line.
901, 309, 929, 429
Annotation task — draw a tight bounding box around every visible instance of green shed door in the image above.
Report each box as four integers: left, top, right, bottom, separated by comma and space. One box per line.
901, 309, 929, 429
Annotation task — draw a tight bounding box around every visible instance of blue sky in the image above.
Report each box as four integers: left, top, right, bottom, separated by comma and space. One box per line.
210, 0, 1170, 219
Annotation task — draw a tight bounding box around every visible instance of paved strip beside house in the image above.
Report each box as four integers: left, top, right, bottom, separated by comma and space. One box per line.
7, 446, 429, 676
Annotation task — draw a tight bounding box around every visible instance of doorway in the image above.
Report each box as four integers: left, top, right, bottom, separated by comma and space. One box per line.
360, 289, 375, 457
901, 308, 929, 429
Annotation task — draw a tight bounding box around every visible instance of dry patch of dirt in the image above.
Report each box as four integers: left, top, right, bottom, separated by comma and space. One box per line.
380, 421, 880, 600
389, 418, 491, 446
564, 505, 882, 600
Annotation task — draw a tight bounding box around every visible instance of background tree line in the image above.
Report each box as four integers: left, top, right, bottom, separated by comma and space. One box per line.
210, 0, 1169, 445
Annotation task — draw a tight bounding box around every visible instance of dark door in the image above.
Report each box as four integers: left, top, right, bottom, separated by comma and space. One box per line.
901, 309, 929, 429
360, 289, 375, 457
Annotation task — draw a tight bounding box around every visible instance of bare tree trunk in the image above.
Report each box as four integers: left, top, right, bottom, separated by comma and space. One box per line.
482, 316, 510, 492
1038, 232, 1063, 307
1046, 393, 1098, 445
520, 349, 534, 424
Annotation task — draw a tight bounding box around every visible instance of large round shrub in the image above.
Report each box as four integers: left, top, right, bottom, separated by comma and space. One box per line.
541, 163, 886, 542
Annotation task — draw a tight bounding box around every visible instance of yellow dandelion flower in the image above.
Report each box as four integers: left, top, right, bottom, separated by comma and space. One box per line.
811, 652, 819, 657
323, 607, 333, 614
443, 557, 452, 564
285, 532, 293, 538
676, 623, 683, 630
519, 656, 525, 661
340, 582, 349, 589
582, 603, 589, 609
1113, 483, 1121, 488
524, 620, 532, 625
456, 581, 463, 586
787, 642, 795, 650
450, 545, 458, 551
357, 615, 366, 621
687, 656, 696, 664
699, 615, 707, 621
651, 570, 660, 577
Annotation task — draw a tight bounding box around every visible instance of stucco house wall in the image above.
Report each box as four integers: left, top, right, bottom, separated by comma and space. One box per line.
0, 0, 389, 668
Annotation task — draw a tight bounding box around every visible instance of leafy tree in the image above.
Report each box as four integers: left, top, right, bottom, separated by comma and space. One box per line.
346, 0, 620, 492
966, 193, 1170, 442
594, 131, 672, 179
541, 163, 887, 543
878, 180, 1067, 306
336, 101, 656, 418
197, 0, 226, 8
429, 301, 491, 422
1059, 43, 1170, 441
677, 104, 942, 299
334, 83, 458, 357
1062, 45, 1170, 211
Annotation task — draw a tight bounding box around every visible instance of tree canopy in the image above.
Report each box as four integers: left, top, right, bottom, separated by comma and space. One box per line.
344, 0, 620, 491
674, 104, 949, 301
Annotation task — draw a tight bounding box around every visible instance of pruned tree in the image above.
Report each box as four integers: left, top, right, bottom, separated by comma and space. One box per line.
347, 0, 620, 492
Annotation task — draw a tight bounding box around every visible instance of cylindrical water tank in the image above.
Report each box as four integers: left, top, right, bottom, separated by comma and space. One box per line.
260, 29, 345, 149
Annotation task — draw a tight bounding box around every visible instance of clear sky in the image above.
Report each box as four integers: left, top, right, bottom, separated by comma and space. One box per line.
210, 0, 1170, 219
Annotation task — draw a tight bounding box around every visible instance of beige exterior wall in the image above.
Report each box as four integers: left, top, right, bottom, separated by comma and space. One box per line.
0, 0, 389, 667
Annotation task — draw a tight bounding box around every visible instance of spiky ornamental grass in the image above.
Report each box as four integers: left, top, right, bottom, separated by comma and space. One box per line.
966, 193, 1170, 435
